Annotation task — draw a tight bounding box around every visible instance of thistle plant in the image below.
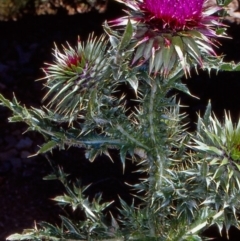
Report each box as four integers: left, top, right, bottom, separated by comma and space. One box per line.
2, 0, 240, 240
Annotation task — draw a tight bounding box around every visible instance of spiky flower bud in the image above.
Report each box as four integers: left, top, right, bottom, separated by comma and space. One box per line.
42, 35, 108, 119
112, 0, 226, 77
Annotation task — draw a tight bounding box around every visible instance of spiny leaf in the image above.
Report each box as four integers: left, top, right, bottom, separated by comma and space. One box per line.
132, 43, 145, 64
162, 45, 175, 76
52, 194, 72, 204
110, 35, 119, 48
143, 38, 154, 60
203, 100, 212, 124
182, 36, 202, 65
37, 140, 58, 154
0, 94, 14, 110
173, 83, 199, 99
153, 48, 163, 74
60, 216, 85, 239
163, 48, 178, 77
118, 19, 133, 51
120, 146, 128, 173
172, 36, 188, 76
126, 75, 138, 95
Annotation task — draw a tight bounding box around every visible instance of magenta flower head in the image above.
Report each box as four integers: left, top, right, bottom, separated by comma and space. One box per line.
111, 0, 226, 77
143, 0, 203, 29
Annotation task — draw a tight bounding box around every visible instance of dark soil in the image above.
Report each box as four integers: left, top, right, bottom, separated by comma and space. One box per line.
1, 1, 240, 241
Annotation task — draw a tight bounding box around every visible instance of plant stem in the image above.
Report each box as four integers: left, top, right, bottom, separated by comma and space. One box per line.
146, 79, 165, 237
148, 79, 164, 191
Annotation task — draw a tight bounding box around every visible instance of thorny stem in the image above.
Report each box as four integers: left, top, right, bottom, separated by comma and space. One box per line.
149, 79, 157, 144
146, 79, 165, 237
148, 79, 163, 189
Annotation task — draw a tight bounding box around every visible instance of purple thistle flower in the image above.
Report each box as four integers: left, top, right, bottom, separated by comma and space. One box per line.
143, 0, 204, 29
111, 0, 226, 77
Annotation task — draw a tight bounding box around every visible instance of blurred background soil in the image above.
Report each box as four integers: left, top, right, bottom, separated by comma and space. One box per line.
1, 1, 240, 240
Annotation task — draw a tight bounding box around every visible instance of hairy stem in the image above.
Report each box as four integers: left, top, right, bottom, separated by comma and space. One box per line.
148, 80, 164, 191
146, 80, 161, 236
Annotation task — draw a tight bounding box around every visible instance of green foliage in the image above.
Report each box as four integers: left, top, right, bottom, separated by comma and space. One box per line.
1, 0, 240, 240
191, 106, 240, 233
